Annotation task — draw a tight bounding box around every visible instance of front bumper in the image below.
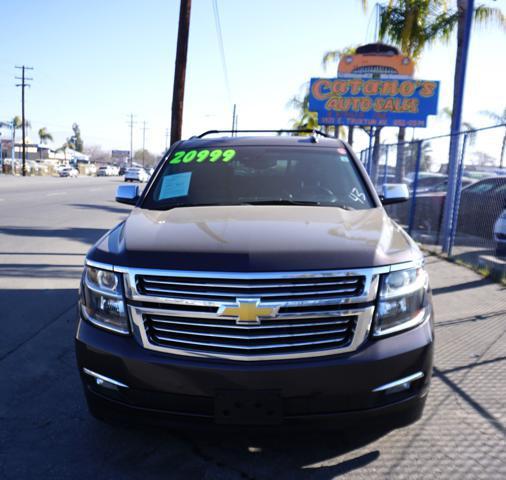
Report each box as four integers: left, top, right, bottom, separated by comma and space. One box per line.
75, 307, 434, 428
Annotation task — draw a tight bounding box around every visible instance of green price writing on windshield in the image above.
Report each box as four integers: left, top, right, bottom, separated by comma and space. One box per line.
169, 149, 236, 164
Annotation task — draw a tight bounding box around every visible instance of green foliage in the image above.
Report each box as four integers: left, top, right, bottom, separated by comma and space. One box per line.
133, 149, 157, 166
66, 123, 83, 152
38, 127, 53, 144
321, 45, 357, 71
378, 1, 505, 61
287, 85, 320, 133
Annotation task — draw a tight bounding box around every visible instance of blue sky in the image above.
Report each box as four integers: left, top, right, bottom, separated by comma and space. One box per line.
0, 0, 505, 159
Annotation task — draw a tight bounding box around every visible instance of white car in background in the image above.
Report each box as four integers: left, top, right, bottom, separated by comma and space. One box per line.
124, 167, 149, 182
494, 209, 506, 256
59, 167, 79, 178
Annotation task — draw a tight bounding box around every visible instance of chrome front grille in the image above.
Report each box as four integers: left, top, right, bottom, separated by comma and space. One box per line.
118, 267, 383, 361
145, 312, 357, 356
136, 274, 365, 302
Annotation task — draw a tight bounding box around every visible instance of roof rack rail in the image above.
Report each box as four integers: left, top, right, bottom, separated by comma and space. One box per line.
197, 129, 332, 139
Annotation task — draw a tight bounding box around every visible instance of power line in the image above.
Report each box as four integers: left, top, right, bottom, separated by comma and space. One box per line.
15, 65, 33, 176
212, 0, 232, 106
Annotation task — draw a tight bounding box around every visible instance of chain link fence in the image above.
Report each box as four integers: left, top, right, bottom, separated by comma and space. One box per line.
359, 123, 506, 283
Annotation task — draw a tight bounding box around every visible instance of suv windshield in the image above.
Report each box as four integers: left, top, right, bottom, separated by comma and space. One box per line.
142, 145, 374, 210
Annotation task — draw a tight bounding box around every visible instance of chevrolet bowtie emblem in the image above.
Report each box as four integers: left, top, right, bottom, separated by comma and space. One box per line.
217, 298, 280, 325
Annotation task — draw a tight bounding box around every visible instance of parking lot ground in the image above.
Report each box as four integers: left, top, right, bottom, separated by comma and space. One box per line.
0, 176, 504, 479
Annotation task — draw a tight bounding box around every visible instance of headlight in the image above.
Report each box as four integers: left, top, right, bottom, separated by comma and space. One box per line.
80, 266, 129, 334
374, 267, 429, 336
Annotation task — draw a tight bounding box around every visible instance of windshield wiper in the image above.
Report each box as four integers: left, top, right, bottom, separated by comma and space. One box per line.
243, 200, 354, 210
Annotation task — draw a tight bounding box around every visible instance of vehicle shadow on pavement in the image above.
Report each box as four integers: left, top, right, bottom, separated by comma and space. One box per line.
0, 226, 109, 245
70, 203, 133, 215
79, 419, 388, 480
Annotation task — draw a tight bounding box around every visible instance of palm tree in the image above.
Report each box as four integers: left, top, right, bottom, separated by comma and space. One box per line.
287, 89, 319, 132
38, 127, 53, 145
375, 1, 505, 179
11, 115, 31, 146
287, 86, 346, 137
481, 107, 506, 168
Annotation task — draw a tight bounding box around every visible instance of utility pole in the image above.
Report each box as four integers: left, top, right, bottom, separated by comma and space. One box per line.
15, 65, 33, 176
165, 128, 169, 150
231, 104, 236, 136
127, 114, 136, 167
170, 0, 192, 146
142, 121, 147, 167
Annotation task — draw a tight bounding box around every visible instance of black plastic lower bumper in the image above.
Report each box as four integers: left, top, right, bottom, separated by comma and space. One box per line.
75, 310, 434, 428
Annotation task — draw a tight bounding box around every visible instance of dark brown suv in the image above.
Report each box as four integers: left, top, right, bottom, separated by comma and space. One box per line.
75, 131, 434, 428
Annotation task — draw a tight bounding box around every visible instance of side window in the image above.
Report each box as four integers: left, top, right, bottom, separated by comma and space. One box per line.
465, 180, 496, 193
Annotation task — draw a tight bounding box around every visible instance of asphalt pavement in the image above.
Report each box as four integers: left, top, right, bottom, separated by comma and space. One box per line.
0, 175, 504, 479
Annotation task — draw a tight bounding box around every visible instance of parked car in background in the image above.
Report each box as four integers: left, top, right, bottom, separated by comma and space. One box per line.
458, 177, 506, 238
124, 167, 149, 182
59, 167, 79, 178
494, 208, 506, 256
97, 166, 112, 176
97, 165, 119, 176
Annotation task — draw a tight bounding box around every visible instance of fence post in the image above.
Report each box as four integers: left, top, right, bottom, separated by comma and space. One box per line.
367, 127, 374, 175
448, 133, 468, 256
408, 141, 423, 236
383, 144, 389, 185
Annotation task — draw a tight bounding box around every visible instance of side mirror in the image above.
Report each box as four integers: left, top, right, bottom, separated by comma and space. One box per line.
116, 184, 139, 205
380, 183, 409, 205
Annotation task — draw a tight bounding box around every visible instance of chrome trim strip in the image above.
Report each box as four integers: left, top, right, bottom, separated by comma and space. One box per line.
372, 371, 424, 392
128, 305, 374, 361
133, 304, 367, 321
141, 278, 361, 288
141, 286, 360, 298
152, 335, 349, 351
85, 259, 115, 272
150, 325, 349, 340
148, 317, 351, 329
115, 259, 422, 276
82, 368, 129, 388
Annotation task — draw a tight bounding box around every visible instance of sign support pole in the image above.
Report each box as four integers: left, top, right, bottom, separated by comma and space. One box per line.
442, 0, 474, 253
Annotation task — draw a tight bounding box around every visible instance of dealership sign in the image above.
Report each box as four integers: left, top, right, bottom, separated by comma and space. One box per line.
308, 78, 439, 127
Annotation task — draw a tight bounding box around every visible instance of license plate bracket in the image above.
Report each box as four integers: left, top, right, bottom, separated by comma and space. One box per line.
214, 390, 283, 425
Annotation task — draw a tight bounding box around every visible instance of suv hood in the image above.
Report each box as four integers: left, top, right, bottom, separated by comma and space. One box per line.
88, 205, 420, 271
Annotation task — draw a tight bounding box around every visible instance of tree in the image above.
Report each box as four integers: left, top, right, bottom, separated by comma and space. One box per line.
287, 85, 345, 138
11, 115, 30, 147
481, 107, 506, 168
133, 149, 157, 167
376, 0, 505, 179
84, 145, 111, 164
55, 143, 69, 163
38, 127, 53, 145
66, 123, 83, 152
